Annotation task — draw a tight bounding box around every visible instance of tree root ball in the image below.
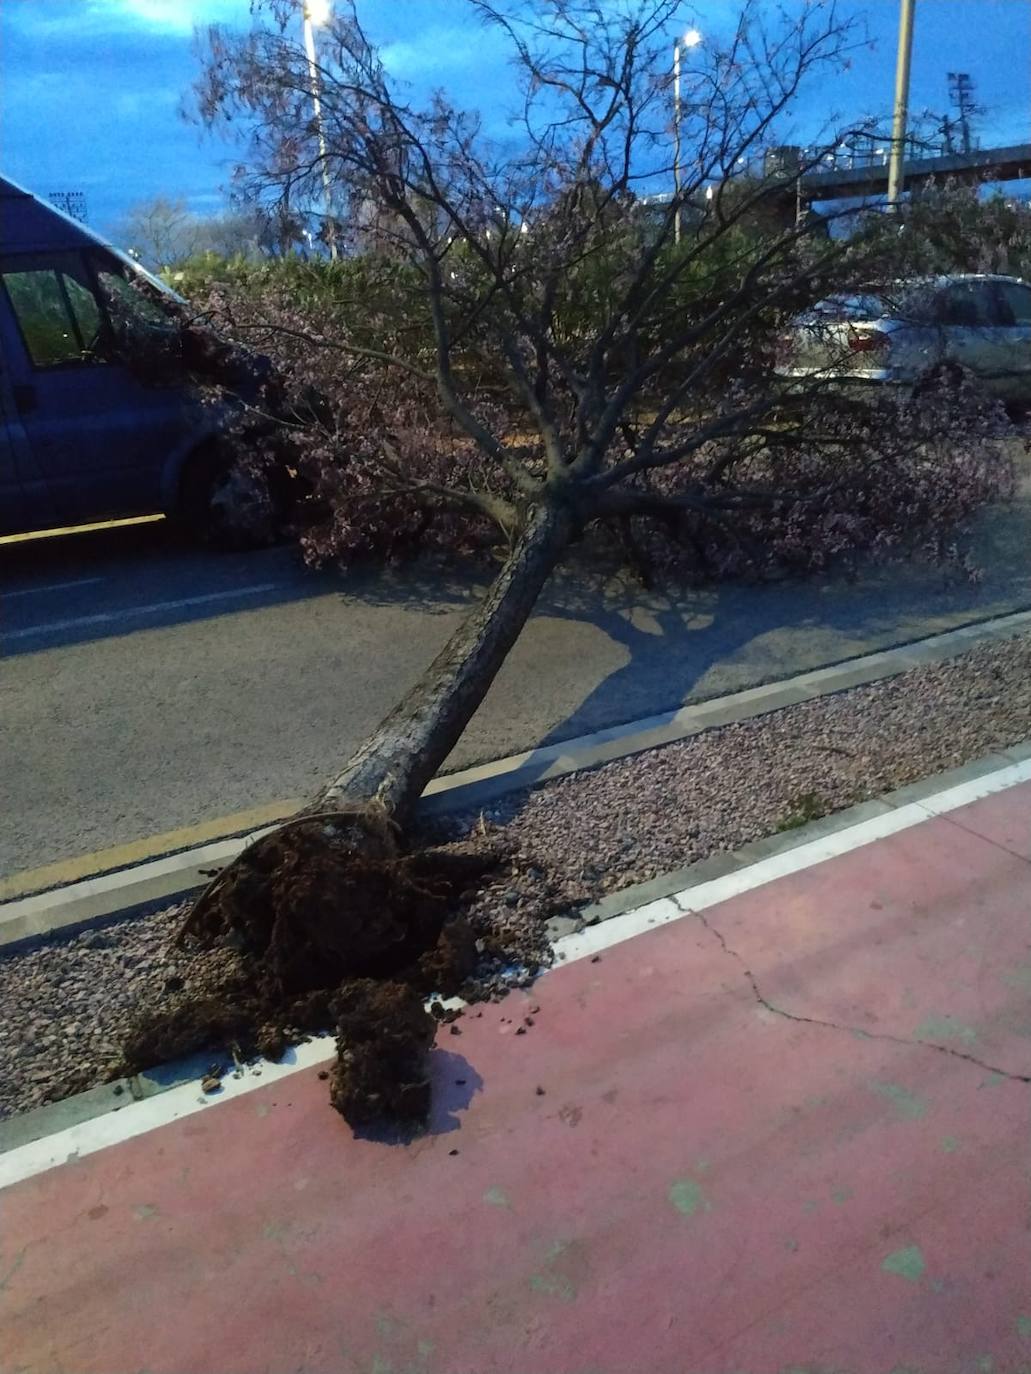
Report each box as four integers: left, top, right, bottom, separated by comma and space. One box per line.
179, 816, 500, 1000
120, 821, 506, 1130
329, 979, 436, 1127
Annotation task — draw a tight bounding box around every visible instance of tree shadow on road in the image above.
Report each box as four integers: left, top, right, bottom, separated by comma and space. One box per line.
449, 488, 1031, 808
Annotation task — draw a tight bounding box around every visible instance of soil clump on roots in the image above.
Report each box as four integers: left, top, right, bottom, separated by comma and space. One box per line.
120, 812, 504, 1130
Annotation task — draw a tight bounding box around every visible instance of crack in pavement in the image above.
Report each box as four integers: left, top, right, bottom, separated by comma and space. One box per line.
0, 1244, 28, 1293
693, 909, 1031, 1086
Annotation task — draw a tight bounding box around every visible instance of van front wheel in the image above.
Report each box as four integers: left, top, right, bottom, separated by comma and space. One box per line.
177, 446, 279, 550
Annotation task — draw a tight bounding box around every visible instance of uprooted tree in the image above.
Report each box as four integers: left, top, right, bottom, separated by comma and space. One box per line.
131, 0, 1015, 1124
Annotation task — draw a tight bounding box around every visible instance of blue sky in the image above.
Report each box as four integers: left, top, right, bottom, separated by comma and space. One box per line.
2, 0, 1029, 241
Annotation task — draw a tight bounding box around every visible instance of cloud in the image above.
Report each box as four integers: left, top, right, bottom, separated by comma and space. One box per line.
108, 0, 244, 35
379, 21, 509, 82
3, 0, 246, 39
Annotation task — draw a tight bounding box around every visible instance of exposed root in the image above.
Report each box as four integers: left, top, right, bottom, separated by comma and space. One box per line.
176, 808, 464, 998
407, 916, 477, 996
124, 819, 504, 1130
121, 994, 254, 1069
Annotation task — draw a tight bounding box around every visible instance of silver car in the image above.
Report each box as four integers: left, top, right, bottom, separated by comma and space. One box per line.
778, 274, 1031, 402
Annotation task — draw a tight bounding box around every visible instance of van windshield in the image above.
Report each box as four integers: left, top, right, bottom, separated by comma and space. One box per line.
93, 262, 178, 342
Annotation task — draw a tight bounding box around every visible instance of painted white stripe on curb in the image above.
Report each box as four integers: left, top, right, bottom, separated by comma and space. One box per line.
2, 756, 1030, 1192
552, 758, 1031, 966
0, 1038, 335, 1192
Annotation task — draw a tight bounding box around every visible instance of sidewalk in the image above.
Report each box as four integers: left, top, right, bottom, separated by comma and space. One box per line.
3, 768, 1031, 1373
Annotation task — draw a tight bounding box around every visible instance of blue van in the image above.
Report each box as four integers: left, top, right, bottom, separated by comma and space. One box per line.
0, 175, 270, 542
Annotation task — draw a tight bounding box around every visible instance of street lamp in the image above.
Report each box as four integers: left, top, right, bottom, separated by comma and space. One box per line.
673, 27, 702, 245
302, 0, 338, 259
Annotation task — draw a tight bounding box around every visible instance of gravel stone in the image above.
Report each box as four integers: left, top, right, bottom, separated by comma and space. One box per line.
4, 632, 1031, 1119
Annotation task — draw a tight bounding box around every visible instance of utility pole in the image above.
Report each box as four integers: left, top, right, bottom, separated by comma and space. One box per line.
947, 72, 980, 155
886, 0, 916, 209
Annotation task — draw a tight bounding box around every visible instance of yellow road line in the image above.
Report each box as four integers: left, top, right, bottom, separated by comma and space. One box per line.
0, 798, 300, 902
0, 513, 165, 546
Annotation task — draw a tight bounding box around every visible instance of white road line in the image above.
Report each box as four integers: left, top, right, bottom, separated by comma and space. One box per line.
4, 583, 281, 640
4, 577, 106, 599
2, 756, 1030, 1192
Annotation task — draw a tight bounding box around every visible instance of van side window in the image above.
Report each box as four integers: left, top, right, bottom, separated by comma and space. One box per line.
1, 267, 94, 368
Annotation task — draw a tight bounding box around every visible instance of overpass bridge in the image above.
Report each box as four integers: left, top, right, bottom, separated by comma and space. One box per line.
800, 141, 1031, 203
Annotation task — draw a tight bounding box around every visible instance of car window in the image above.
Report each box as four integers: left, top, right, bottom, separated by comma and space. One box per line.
94, 266, 176, 336
996, 282, 1031, 326
2, 268, 89, 368
63, 274, 103, 351
887, 284, 939, 323
811, 295, 888, 320
937, 283, 999, 328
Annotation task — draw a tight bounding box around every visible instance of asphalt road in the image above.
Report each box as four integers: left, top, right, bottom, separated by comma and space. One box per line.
4, 474, 1031, 882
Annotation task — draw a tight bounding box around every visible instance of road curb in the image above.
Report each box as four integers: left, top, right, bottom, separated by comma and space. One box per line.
4, 740, 1029, 1160
4, 604, 1031, 952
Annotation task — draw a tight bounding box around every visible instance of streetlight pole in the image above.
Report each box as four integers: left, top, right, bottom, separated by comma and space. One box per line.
672, 27, 702, 246
886, 0, 916, 210
673, 40, 682, 244
303, 0, 338, 259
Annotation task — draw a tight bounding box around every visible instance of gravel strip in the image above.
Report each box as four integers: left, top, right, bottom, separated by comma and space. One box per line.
4, 631, 1031, 1121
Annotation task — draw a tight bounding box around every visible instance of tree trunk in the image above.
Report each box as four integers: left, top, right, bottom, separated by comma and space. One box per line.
314, 496, 575, 827
178, 496, 575, 970
160, 498, 576, 1117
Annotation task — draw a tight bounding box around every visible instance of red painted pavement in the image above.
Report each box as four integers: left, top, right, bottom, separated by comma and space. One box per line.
4, 785, 1031, 1373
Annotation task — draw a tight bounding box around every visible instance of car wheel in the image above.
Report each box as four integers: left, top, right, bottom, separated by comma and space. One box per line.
178, 445, 280, 550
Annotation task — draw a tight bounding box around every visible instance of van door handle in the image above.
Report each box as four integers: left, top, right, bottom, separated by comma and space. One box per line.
13, 384, 36, 414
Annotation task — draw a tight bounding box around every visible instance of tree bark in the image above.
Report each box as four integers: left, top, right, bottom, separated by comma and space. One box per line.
313, 497, 576, 828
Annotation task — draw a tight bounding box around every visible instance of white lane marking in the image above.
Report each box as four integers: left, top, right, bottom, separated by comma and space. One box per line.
4, 577, 106, 599
4, 584, 281, 640
1, 756, 1029, 1191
